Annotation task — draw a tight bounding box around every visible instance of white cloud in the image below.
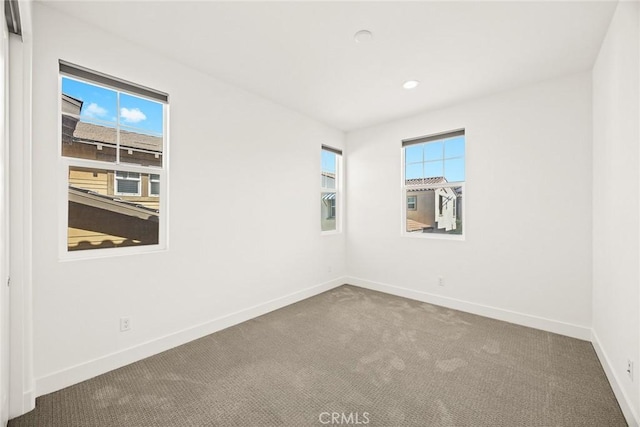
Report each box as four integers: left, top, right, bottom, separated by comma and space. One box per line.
84, 102, 107, 118
120, 107, 147, 124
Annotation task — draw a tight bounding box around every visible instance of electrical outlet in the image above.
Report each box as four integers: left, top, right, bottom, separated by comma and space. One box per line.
120, 317, 131, 332
438, 276, 444, 287
627, 359, 634, 381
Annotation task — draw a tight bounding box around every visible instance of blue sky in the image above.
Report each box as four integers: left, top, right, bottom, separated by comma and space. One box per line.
321, 150, 336, 174
62, 77, 163, 135
405, 136, 465, 182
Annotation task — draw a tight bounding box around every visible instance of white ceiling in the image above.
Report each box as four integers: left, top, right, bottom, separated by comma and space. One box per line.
44, 1, 617, 131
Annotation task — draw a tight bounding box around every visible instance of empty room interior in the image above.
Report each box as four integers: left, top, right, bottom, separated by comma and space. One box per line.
0, 0, 639, 426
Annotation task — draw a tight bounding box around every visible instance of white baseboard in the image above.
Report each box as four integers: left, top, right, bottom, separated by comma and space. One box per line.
7, 388, 35, 421
591, 330, 639, 427
22, 390, 34, 415
346, 277, 591, 340
35, 277, 346, 397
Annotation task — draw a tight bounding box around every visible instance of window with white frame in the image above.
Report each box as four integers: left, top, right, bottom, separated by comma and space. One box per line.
149, 174, 160, 196
115, 171, 141, 195
403, 129, 464, 236
60, 61, 168, 253
407, 195, 417, 211
321, 145, 341, 232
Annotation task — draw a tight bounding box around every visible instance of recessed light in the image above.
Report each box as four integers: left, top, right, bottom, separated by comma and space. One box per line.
354, 30, 373, 43
403, 80, 420, 90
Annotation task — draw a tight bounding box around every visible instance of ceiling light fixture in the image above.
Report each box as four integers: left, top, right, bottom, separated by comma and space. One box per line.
403, 80, 420, 90
354, 30, 373, 43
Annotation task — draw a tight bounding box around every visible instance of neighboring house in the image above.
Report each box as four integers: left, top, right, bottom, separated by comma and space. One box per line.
62, 93, 162, 250
406, 177, 460, 232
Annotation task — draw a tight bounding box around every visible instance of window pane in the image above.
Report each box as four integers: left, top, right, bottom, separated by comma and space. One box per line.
321, 192, 336, 231
150, 181, 160, 196
62, 77, 117, 124
61, 77, 118, 162
404, 144, 423, 164
116, 179, 140, 195
405, 162, 423, 180
119, 93, 164, 167
444, 136, 465, 159
119, 125, 163, 167
68, 167, 159, 251
405, 186, 462, 235
424, 161, 443, 179
444, 158, 465, 182
116, 171, 140, 180
321, 150, 337, 189
149, 173, 160, 196
120, 93, 164, 135
424, 141, 443, 161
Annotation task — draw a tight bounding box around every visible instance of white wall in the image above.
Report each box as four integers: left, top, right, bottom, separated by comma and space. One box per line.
592, 2, 640, 425
346, 72, 593, 339
0, 4, 9, 426
30, 3, 346, 396
8, 0, 34, 418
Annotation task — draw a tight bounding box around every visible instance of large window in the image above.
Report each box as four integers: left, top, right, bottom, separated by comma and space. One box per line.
321, 145, 342, 232
60, 61, 168, 254
403, 129, 464, 237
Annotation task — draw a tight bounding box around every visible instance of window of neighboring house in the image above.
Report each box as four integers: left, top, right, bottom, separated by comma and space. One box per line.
403, 129, 465, 237
149, 174, 160, 197
321, 145, 342, 232
328, 199, 336, 219
407, 195, 417, 211
115, 171, 141, 196
60, 60, 168, 255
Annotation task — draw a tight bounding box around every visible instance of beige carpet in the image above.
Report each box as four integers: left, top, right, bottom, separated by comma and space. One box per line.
9, 285, 626, 426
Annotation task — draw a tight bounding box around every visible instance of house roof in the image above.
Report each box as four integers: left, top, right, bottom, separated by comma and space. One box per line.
62, 93, 83, 109
72, 121, 163, 153
405, 177, 448, 186
68, 186, 159, 221
406, 219, 432, 232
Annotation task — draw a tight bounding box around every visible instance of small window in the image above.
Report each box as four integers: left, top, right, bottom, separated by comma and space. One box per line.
321, 145, 342, 232
328, 198, 336, 219
149, 174, 160, 197
403, 129, 464, 237
115, 171, 141, 196
407, 195, 417, 211
60, 61, 168, 254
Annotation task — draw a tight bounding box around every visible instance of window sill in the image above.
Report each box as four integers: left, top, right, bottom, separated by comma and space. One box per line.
60, 244, 168, 262
402, 232, 465, 241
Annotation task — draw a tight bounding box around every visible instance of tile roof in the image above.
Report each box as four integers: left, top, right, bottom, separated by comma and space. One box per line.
73, 121, 162, 153
405, 177, 448, 186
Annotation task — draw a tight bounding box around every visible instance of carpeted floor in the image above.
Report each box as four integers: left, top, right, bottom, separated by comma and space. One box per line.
9, 285, 626, 426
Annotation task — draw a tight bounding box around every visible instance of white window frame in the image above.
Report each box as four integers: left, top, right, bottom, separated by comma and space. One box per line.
149, 174, 160, 197
401, 129, 465, 241
114, 171, 141, 196
58, 61, 170, 260
321, 145, 342, 235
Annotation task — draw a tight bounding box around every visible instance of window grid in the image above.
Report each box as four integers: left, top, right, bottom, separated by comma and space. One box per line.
403, 130, 465, 238
60, 62, 168, 256
321, 146, 341, 233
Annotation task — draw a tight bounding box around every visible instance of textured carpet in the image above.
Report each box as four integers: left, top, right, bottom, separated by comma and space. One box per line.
9, 285, 626, 426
